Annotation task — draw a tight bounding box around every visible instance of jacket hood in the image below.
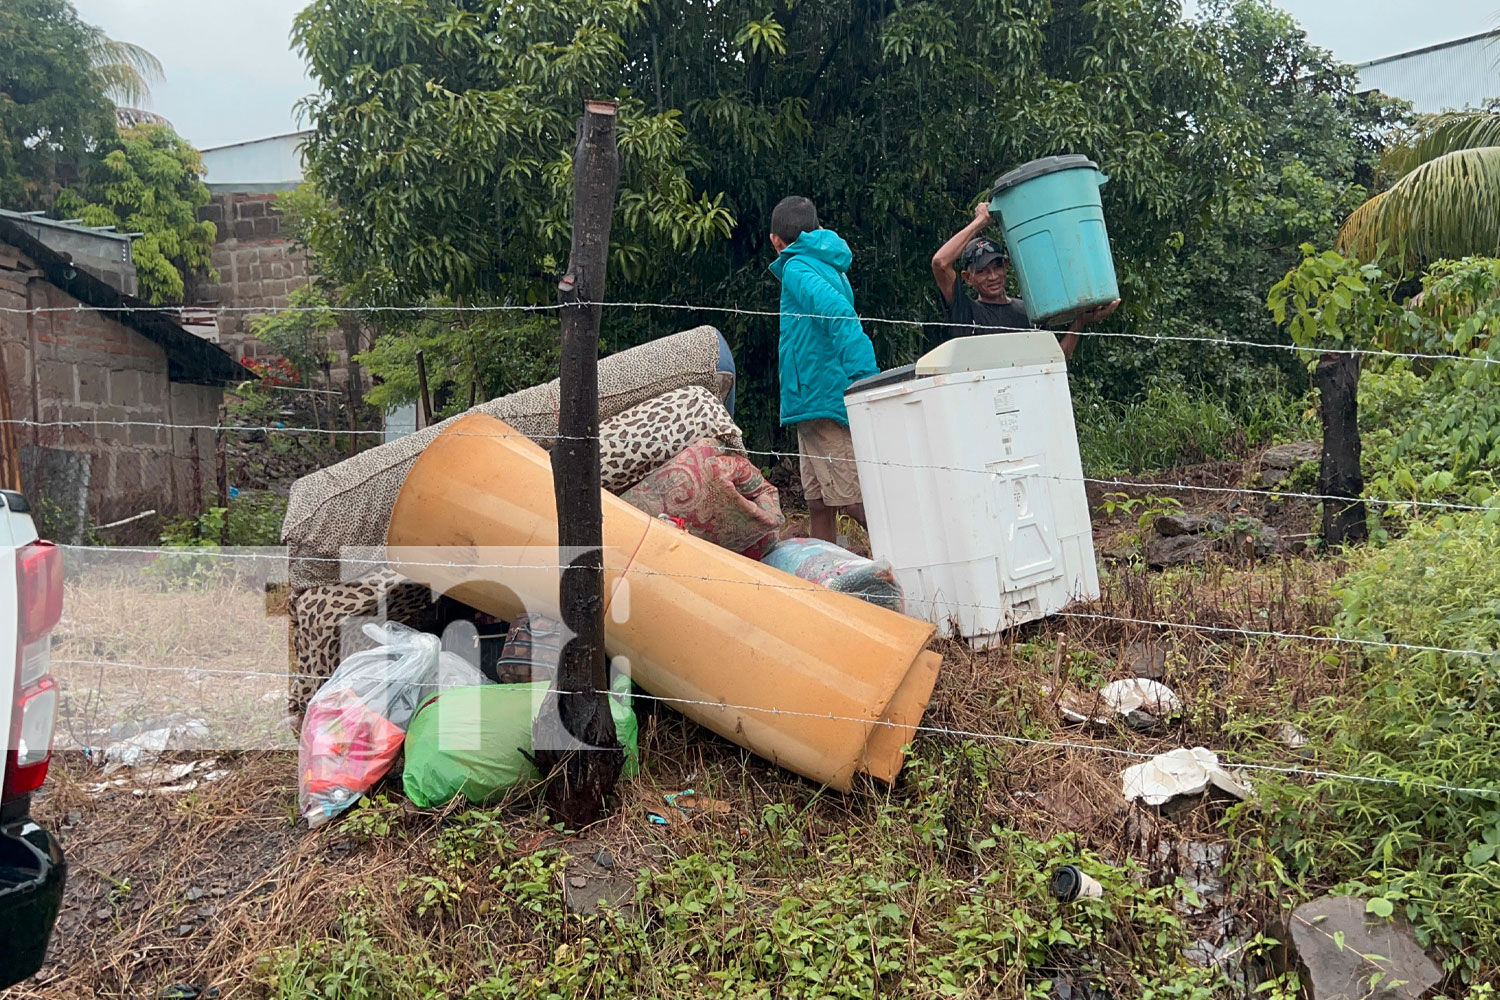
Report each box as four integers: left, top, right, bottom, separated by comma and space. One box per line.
770, 229, 853, 277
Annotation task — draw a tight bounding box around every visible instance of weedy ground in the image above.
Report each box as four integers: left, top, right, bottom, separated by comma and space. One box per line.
16, 453, 1467, 1000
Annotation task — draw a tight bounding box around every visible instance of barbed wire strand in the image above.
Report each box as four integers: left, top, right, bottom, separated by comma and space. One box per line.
2, 298, 1495, 367
9, 417, 1492, 513
56, 544, 1498, 661
47, 655, 1499, 799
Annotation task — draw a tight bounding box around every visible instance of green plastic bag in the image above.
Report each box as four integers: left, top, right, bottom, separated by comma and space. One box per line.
611, 672, 640, 780
403, 679, 640, 809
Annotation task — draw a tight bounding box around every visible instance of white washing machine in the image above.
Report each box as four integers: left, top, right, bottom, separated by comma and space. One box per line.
844, 332, 1099, 647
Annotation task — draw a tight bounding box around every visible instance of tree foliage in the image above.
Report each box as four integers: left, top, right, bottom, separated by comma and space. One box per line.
291, 0, 733, 307
249, 284, 339, 386
0, 0, 118, 208
80, 23, 164, 107
610, 0, 1267, 439
1376, 106, 1500, 184
291, 0, 1404, 446
1338, 146, 1500, 268
0, 2, 206, 304
55, 125, 217, 304
1136, 0, 1406, 396
1337, 102, 1500, 269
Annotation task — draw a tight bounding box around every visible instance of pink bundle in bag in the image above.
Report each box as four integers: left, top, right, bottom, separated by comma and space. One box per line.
620, 439, 784, 559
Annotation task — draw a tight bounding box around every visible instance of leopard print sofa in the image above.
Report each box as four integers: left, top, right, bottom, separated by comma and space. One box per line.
283, 326, 732, 591
286, 568, 441, 716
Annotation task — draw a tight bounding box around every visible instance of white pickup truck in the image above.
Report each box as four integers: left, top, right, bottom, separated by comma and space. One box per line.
0, 488, 66, 988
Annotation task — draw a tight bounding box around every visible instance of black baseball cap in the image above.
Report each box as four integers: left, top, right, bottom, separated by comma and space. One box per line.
961, 236, 1008, 271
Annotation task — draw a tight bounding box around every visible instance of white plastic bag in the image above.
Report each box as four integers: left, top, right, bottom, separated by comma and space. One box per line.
298, 622, 486, 828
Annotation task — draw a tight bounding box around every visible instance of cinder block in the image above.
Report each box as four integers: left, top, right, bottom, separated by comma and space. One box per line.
107, 368, 142, 406
37, 360, 75, 403
75, 363, 107, 404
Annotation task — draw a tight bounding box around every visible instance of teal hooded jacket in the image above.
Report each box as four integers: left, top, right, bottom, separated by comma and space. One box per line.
768, 229, 879, 427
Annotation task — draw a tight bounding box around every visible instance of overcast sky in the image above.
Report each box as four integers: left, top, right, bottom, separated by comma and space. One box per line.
72, 0, 313, 148
72, 0, 1500, 150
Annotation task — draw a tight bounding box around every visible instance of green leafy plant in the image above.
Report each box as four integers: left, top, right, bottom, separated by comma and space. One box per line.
249, 286, 338, 389
398, 874, 465, 918
1253, 508, 1500, 979
342, 794, 402, 844
0, 0, 118, 208
54, 124, 217, 303
1267, 246, 1405, 357
159, 493, 287, 550
1078, 376, 1312, 476
1339, 104, 1500, 269
259, 745, 1255, 999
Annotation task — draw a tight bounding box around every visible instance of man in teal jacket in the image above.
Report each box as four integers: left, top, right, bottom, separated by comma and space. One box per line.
768, 196, 880, 543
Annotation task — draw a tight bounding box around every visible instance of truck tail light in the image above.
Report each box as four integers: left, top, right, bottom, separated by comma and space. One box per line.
18, 541, 63, 644
5, 541, 63, 802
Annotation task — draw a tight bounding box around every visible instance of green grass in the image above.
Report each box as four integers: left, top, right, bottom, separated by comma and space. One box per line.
1076, 378, 1313, 477
1247, 509, 1500, 986
261, 756, 1244, 1000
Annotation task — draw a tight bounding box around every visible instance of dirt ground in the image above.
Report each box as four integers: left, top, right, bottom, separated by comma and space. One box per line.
12, 450, 1335, 999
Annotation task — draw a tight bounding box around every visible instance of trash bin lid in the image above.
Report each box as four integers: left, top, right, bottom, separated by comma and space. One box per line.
845, 364, 918, 395
991, 154, 1099, 196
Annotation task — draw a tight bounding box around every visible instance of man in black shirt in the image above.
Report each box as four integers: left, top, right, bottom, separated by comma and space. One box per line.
931, 202, 1119, 359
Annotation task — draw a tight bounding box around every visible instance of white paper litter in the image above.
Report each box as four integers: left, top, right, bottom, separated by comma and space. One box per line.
83, 755, 227, 796
1102, 679, 1181, 719
97, 718, 211, 768
139, 761, 199, 785
1060, 679, 1182, 729
1121, 747, 1252, 806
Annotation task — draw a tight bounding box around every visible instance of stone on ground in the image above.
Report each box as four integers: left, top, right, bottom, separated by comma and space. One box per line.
1288, 896, 1440, 1000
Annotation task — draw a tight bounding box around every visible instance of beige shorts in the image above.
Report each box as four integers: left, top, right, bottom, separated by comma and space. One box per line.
796, 418, 862, 507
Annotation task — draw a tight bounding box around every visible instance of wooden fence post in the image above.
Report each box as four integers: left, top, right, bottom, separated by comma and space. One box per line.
1315, 351, 1367, 547
344, 387, 359, 458
533, 99, 623, 826
0, 341, 22, 490
190, 432, 203, 523
415, 349, 433, 428
215, 404, 229, 546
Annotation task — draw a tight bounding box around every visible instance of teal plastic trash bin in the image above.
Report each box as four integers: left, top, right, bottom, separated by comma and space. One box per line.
987, 155, 1119, 325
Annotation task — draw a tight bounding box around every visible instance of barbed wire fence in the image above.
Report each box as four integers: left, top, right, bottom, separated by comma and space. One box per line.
8, 298, 1497, 800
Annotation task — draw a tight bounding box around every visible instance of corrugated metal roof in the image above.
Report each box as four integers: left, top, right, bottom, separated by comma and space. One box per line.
0, 214, 242, 386
1356, 30, 1500, 113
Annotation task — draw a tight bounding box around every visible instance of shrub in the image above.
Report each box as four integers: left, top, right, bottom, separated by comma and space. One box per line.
1360, 361, 1500, 517
1257, 509, 1500, 980
1076, 376, 1312, 476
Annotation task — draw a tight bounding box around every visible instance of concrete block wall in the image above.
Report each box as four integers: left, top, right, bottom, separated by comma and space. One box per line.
192, 192, 359, 390
0, 255, 224, 520
194, 193, 311, 354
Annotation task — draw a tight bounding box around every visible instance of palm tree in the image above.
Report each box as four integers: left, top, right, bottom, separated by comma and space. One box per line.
81, 25, 163, 107
1338, 109, 1500, 268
